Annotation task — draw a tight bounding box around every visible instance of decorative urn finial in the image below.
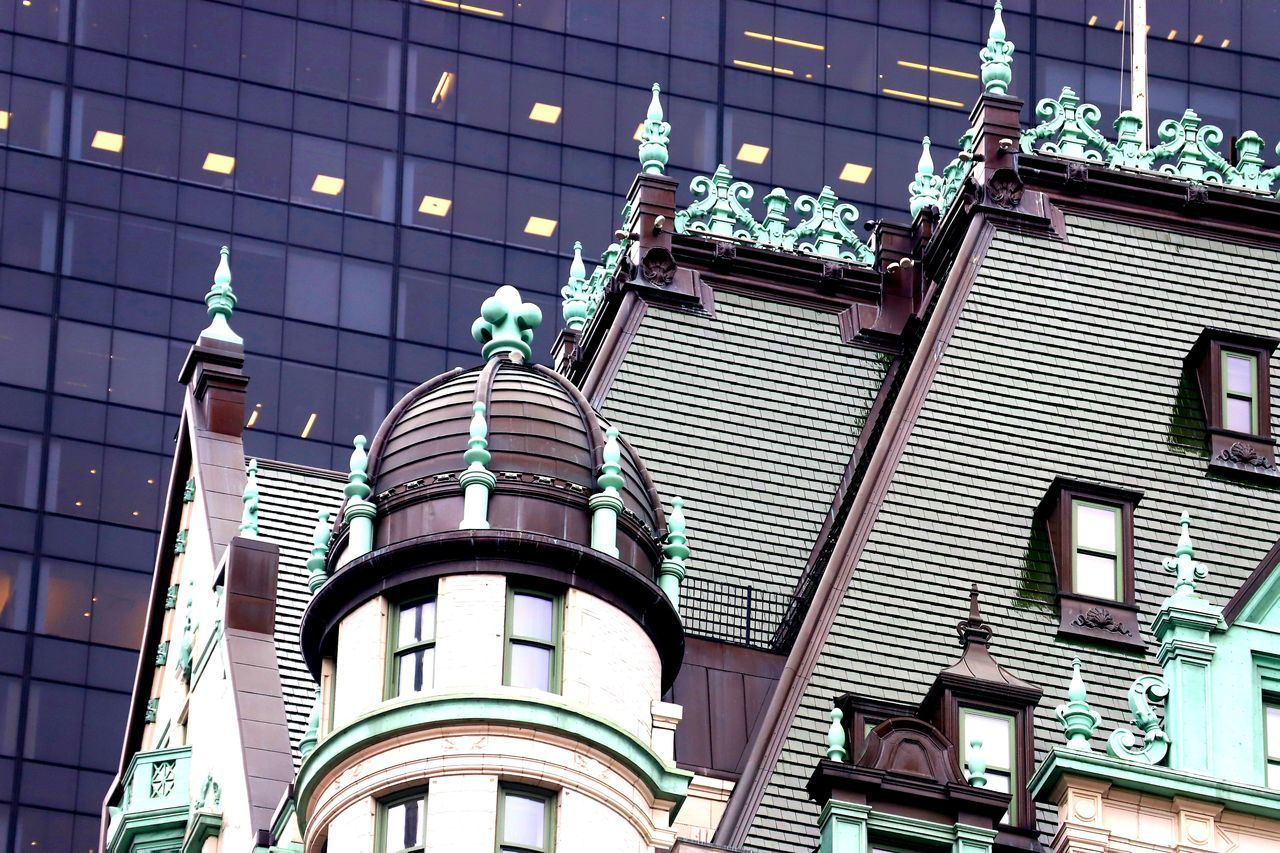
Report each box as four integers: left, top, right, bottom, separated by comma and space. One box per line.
908, 136, 943, 218
306, 509, 332, 594
966, 737, 988, 787
1162, 511, 1208, 598
561, 242, 589, 331
200, 245, 243, 345
472, 285, 543, 362
1054, 657, 1100, 750
980, 0, 1015, 96
459, 402, 497, 530
658, 497, 690, 608
589, 427, 627, 558
239, 458, 260, 538
638, 83, 672, 176
825, 707, 847, 762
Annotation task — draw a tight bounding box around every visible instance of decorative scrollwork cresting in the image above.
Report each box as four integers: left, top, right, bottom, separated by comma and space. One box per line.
937, 129, 975, 216
1105, 674, 1170, 765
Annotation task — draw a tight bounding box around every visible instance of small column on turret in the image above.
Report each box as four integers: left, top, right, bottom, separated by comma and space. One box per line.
657, 497, 690, 608
306, 509, 332, 593
458, 402, 496, 530
589, 428, 626, 558
343, 436, 376, 558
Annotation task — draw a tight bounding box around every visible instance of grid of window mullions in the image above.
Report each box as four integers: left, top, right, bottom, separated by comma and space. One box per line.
1222, 351, 1258, 434
393, 600, 436, 696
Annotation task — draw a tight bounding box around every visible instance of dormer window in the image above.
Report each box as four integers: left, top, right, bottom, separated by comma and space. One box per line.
1039, 478, 1143, 649
1186, 329, 1278, 478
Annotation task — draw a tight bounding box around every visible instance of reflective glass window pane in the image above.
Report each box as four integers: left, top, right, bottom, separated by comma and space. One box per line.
962, 712, 1011, 769
1227, 396, 1254, 433
0, 307, 51, 389
55, 320, 110, 401
407, 45, 458, 119
89, 567, 149, 648
396, 648, 433, 695
180, 113, 237, 188
352, 33, 401, 109
124, 102, 180, 178
117, 215, 175, 294
0, 428, 41, 511
5, 77, 65, 156
186, 0, 242, 76
384, 796, 424, 851
1226, 354, 1254, 395
35, 560, 93, 642
398, 600, 435, 646
70, 91, 125, 168
0, 673, 21, 755
130, 0, 187, 64
292, 135, 346, 211
456, 55, 511, 132
511, 593, 553, 641
107, 331, 169, 411
242, 11, 297, 88
1, 193, 59, 273
286, 248, 341, 326
298, 22, 352, 100
1075, 552, 1118, 600
508, 644, 551, 691
77, 0, 129, 51
278, 361, 336, 445
346, 145, 396, 221
501, 791, 547, 848
236, 123, 292, 200
62, 206, 118, 283
1074, 503, 1117, 554
0, 551, 31, 631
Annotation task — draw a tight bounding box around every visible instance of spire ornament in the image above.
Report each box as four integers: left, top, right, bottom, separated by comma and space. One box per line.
1054, 657, 1100, 750
1162, 511, 1208, 598
825, 707, 847, 762
561, 242, 589, 331
979, 0, 1014, 96
306, 509, 333, 594
638, 83, 672, 176
239, 459, 260, 538
199, 246, 243, 345
908, 137, 943, 218
657, 497, 690, 608
472, 285, 543, 362
459, 402, 497, 530
343, 435, 376, 558
589, 427, 626, 558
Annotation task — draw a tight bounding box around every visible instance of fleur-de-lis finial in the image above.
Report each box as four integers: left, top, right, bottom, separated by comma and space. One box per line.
980, 0, 1015, 96
638, 83, 672, 175
561, 242, 589, 331
1162, 511, 1208, 597
200, 246, 243, 345
471, 285, 543, 362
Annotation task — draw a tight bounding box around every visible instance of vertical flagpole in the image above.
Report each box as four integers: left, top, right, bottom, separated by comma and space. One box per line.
1131, 0, 1149, 146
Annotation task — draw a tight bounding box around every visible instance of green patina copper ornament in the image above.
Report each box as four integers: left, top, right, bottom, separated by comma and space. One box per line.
825, 707, 847, 762
472, 285, 543, 361
1162, 511, 1208, 598
199, 246, 242, 345
561, 241, 589, 331
979, 0, 1014, 96
305, 509, 332, 594
908, 137, 943, 218
239, 459, 260, 538
638, 83, 672, 176
1054, 657, 1100, 750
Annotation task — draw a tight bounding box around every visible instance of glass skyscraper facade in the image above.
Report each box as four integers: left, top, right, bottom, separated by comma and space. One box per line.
1, 0, 1278, 847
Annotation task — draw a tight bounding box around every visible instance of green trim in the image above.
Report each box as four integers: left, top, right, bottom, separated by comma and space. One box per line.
960, 707, 1016, 824
1030, 747, 1280, 820
182, 811, 223, 853
107, 805, 190, 853
503, 588, 563, 694
1221, 349, 1259, 434
1070, 498, 1122, 602
294, 692, 692, 832
191, 619, 224, 688
378, 787, 429, 853
496, 783, 556, 853
1264, 698, 1280, 788
387, 597, 437, 699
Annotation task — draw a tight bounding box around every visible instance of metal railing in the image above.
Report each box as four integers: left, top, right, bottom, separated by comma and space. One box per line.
679, 575, 791, 650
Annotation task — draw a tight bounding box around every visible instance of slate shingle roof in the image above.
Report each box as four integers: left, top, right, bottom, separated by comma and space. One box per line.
255, 460, 345, 769
743, 214, 1280, 850
599, 289, 888, 643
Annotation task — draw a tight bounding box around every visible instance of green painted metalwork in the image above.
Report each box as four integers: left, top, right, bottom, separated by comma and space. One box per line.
1054, 657, 1100, 750
177, 584, 194, 684
638, 83, 671, 176
818, 800, 869, 853
966, 737, 987, 787
155, 641, 169, 667
1106, 675, 1170, 764
145, 697, 158, 723
471, 284, 543, 362
199, 246, 242, 345
825, 706, 847, 761
459, 402, 497, 530
818, 799, 996, 853
657, 497, 690, 608
937, 129, 976, 216
343, 435, 376, 558
183, 477, 195, 503
292, 691, 693, 833
305, 509, 332, 594
673, 165, 874, 263
561, 241, 589, 331
106, 746, 193, 853
908, 137, 943, 218
589, 427, 626, 557
299, 688, 320, 761
165, 584, 178, 610
174, 529, 187, 556
239, 459, 260, 538
979, 0, 1014, 96
1163, 511, 1208, 599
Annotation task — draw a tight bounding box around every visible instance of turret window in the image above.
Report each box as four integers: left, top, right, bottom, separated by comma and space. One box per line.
497, 785, 556, 853
380, 789, 427, 853
1266, 700, 1280, 788
504, 590, 561, 693
391, 598, 436, 697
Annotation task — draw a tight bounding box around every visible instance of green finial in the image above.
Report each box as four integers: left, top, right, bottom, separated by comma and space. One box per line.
239, 459, 260, 538
471, 285, 543, 362
306, 509, 332, 594
598, 427, 625, 492
183, 477, 195, 503
658, 497, 691, 607
966, 738, 988, 787
344, 435, 370, 500
980, 0, 1014, 96
1055, 657, 1101, 750
561, 242, 589, 331
459, 402, 497, 530
908, 136, 943, 218
638, 83, 672, 176
825, 707, 847, 761
589, 427, 627, 557
200, 245, 243, 345
1162, 511, 1208, 597
299, 688, 320, 761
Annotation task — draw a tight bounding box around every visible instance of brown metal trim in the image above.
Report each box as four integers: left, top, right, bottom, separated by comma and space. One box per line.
365, 367, 467, 483
579, 291, 648, 407
300, 528, 684, 691
1224, 535, 1280, 625
713, 215, 1002, 848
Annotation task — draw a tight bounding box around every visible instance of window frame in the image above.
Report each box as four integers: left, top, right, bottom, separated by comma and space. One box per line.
1221, 349, 1260, 435
1069, 498, 1124, 602
387, 597, 437, 699
378, 788, 429, 853
1265, 697, 1280, 789
502, 588, 563, 694
1186, 329, 1278, 478
496, 783, 557, 853
959, 706, 1017, 824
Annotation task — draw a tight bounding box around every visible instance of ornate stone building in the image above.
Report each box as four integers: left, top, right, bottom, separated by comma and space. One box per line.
105, 4, 1280, 851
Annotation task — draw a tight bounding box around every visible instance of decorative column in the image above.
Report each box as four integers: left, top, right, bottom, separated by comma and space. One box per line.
1152, 512, 1221, 774
657, 497, 689, 607
200, 246, 243, 345
343, 436, 376, 558
239, 459, 260, 538
825, 707, 847, 762
589, 427, 626, 558
965, 737, 987, 787
1055, 657, 1101, 750
459, 402, 496, 529
817, 801, 870, 853
306, 509, 332, 594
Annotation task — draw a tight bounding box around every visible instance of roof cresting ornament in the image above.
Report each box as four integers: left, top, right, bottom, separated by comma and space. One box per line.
472, 285, 543, 362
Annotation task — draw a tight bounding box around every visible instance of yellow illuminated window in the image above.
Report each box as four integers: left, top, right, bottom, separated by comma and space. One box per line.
202, 153, 236, 174
431, 71, 454, 105
839, 163, 873, 184
300, 412, 318, 439
523, 217, 557, 237
528, 103, 562, 124
91, 130, 124, 152
0, 111, 9, 131
632, 122, 645, 142
420, 0, 504, 16
311, 175, 345, 195
418, 196, 452, 216
736, 143, 770, 165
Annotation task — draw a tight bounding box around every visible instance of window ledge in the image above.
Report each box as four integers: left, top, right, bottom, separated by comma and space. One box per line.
1056, 594, 1145, 650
